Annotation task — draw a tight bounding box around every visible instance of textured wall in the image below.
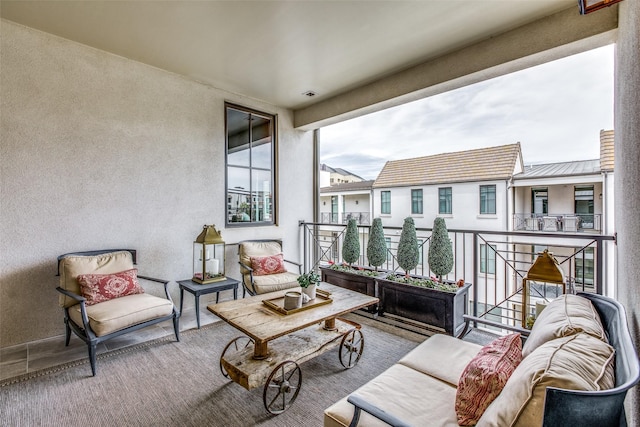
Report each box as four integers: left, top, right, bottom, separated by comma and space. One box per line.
0, 21, 313, 347
614, 2, 640, 423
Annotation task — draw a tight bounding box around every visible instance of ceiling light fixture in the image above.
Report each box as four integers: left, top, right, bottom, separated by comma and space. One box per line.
302, 91, 317, 97
578, 0, 623, 14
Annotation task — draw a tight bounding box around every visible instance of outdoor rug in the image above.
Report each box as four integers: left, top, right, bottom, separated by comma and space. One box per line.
0, 314, 424, 427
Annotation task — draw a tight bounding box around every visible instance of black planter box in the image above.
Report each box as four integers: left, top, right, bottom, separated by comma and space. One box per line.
376, 277, 472, 336
320, 266, 380, 313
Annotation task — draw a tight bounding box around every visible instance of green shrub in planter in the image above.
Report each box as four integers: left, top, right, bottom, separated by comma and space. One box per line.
397, 217, 419, 276
342, 219, 360, 266
429, 217, 453, 281
367, 218, 386, 271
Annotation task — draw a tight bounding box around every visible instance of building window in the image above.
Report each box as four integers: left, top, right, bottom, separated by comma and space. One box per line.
381, 191, 391, 214
385, 237, 392, 262
575, 247, 594, 288
226, 103, 275, 226
575, 186, 594, 229
439, 187, 452, 214
532, 188, 548, 216
331, 196, 338, 223
480, 244, 496, 274
411, 189, 423, 214
480, 185, 496, 215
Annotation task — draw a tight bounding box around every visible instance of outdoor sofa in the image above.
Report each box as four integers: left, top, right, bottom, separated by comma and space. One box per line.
324, 292, 639, 426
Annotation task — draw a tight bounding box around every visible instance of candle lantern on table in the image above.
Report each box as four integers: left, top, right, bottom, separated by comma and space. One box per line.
193, 224, 226, 284
522, 249, 565, 328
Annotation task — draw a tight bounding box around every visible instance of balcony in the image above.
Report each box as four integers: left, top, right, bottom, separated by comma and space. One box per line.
300, 221, 615, 335
319, 211, 371, 225
513, 213, 602, 233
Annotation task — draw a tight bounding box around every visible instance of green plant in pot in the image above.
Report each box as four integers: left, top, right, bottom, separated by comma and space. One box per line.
342, 218, 360, 266
397, 217, 419, 277
297, 271, 320, 300
429, 217, 454, 282
367, 217, 386, 271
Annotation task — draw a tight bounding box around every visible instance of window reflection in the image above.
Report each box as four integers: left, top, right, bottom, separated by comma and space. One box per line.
226, 104, 275, 225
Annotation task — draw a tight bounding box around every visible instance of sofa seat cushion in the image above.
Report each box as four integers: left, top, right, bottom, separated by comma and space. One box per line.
522, 294, 607, 357
398, 334, 482, 386
324, 363, 460, 427
59, 251, 134, 308
69, 293, 173, 337
477, 332, 615, 427
244, 271, 300, 294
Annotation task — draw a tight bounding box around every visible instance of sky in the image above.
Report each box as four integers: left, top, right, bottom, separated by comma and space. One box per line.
320, 45, 614, 181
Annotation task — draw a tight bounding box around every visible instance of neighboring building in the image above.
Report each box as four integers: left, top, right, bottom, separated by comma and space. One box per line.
372, 143, 524, 231
319, 180, 374, 225
320, 164, 365, 187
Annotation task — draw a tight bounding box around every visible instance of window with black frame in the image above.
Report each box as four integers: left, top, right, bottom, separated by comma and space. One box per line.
226, 104, 275, 226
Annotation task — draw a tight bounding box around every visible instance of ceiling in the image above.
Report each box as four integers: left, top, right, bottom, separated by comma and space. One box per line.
1, 1, 578, 110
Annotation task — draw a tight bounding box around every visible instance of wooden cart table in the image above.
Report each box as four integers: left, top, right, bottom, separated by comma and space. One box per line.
207, 283, 379, 414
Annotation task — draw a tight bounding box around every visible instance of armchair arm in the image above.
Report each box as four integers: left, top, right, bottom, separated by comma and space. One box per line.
283, 259, 302, 274
238, 261, 257, 295
138, 275, 175, 307
347, 394, 414, 427
56, 286, 91, 330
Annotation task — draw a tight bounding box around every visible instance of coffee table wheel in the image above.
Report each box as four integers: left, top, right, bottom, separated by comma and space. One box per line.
263, 360, 302, 415
220, 336, 254, 378
339, 329, 364, 369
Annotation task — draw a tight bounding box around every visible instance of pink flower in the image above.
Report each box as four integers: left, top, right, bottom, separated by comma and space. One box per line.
328, 260, 335, 265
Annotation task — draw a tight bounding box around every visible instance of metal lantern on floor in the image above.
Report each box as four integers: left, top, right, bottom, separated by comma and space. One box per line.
193, 224, 226, 284
522, 249, 565, 328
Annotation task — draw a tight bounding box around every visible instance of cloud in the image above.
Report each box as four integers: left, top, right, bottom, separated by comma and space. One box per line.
320, 45, 614, 179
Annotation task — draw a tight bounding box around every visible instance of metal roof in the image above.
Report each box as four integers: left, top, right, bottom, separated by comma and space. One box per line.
514, 160, 601, 179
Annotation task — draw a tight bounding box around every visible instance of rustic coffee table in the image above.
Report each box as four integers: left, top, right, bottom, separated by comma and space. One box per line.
207, 283, 378, 414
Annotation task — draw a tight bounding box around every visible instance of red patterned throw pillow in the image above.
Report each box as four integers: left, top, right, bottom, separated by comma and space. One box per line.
455, 333, 523, 426
77, 268, 144, 306
250, 254, 287, 276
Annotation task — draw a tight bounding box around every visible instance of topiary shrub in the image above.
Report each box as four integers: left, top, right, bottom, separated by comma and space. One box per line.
429, 217, 454, 281
397, 217, 419, 276
367, 218, 386, 271
342, 219, 360, 266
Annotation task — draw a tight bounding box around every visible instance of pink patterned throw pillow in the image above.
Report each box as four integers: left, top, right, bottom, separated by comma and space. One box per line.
455, 333, 523, 426
250, 254, 287, 276
77, 268, 144, 306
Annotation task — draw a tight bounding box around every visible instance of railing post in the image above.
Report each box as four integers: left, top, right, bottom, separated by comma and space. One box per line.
596, 239, 603, 295
472, 232, 478, 319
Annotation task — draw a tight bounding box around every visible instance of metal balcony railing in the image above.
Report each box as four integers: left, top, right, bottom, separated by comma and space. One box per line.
299, 220, 615, 334
513, 213, 602, 233
319, 212, 371, 225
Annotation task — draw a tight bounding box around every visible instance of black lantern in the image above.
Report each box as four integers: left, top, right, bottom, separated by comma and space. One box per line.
193, 225, 225, 284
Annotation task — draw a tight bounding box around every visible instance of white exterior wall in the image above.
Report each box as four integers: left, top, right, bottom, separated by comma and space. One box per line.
0, 21, 314, 347
374, 180, 509, 231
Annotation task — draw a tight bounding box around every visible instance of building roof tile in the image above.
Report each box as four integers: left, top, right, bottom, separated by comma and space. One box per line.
373, 143, 522, 188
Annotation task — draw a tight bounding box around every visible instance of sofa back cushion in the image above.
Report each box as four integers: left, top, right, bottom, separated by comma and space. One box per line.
522, 294, 607, 357
59, 251, 134, 308
477, 332, 615, 427
455, 333, 523, 426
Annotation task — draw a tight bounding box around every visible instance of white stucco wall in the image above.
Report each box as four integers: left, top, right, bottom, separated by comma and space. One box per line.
0, 21, 313, 347
373, 180, 509, 231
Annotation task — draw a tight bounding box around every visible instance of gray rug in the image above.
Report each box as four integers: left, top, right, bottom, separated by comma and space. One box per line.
0, 314, 424, 427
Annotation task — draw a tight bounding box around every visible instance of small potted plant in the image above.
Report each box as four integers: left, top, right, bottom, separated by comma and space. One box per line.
342, 218, 360, 266
297, 271, 320, 300
367, 217, 387, 272
429, 217, 454, 281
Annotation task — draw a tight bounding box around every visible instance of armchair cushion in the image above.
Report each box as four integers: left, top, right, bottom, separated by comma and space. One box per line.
59, 250, 134, 308
455, 333, 522, 426
77, 268, 144, 306
243, 271, 300, 295
239, 240, 283, 275
69, 293, 173, 337
250, 254, 287, 276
